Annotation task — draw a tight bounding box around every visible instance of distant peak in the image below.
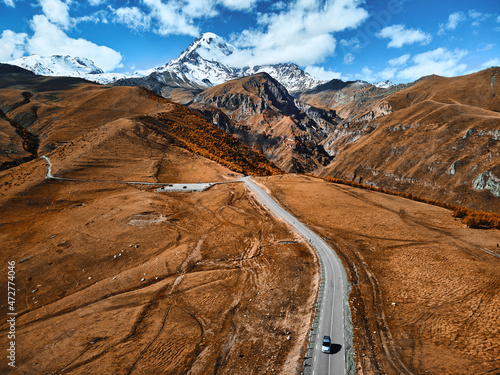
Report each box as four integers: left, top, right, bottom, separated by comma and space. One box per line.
173, 32, 236, 64
373, 80, 394, 89
7, 54, 104, 76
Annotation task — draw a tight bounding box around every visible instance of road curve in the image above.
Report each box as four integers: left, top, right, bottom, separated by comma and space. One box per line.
243, 177, 352, 375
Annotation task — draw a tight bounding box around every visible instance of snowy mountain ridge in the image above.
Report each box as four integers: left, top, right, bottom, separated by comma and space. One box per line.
5, 33, 394, 92
7, 54, 129, 84
157, 33, 323, 92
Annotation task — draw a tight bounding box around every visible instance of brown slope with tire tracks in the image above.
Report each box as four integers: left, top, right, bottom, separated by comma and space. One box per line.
261, 174, 500, 375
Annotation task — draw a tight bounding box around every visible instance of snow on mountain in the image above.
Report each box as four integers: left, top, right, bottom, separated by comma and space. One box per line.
158, 32, 324, 93
373, 80, 394, 88
155, 33, 240, 87
5, 34, 326, 92
352, 79, 394, 89
242, 63, 320, 92
6, 55, 127, 84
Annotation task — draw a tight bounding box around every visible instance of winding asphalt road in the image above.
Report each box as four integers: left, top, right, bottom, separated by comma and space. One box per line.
243, 177, 350, 375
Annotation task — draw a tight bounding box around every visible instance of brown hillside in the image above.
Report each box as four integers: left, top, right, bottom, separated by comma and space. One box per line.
0, 66, 314, 374
387, 69, 500, 112
0, 65, 281, 177
319, 68, 500, 212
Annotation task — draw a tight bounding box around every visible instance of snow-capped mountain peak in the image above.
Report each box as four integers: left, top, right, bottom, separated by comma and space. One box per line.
153, 32, 239, 87
243, 63, 322, 93
182, 32, 236, 61
8, 55, 104, 76
160, 32, 323, 92
373, 80, 394, 89
6, 54, 129, 84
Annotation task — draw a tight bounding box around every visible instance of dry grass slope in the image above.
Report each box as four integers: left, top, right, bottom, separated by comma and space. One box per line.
322, 176, 500, 229
136, 89, 283, 177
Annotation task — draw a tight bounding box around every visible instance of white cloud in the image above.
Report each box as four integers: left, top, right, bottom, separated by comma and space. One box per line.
113, 7, 151, 30
2, 0, 15, 6
357, 66, 375, 82
379, 68, 396, 80
38, 0, 71, 29
468, 9, 491, 23
220, 0, 258, 11
88, 0, 104, 5
76, 10, 108, 24
28, 15, 122, 71
142, 0, 200, 36
447, 12, 466, 29
397, 47, 468, 80
439, 12, 466, 34
340, 37, 360, 48
0, 30, 28, 60
226, 0, 369, 67
468, 10, 482, 19
344, 53, 354, 64
305, 65, 343, 81
482, 58, 500, 68
269, 1, 286, 11
477, 43, 494, 52
498, 15, 500, 22
388, 54, 410, 66
136, 0, 260, 37
377, 24, 431, 48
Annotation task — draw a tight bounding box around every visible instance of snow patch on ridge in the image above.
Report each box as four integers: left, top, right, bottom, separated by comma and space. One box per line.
7, 54, 128, 84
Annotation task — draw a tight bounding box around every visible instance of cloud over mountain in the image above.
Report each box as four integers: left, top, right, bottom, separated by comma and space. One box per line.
225, 0, 369, 67
377, 24, 432, 48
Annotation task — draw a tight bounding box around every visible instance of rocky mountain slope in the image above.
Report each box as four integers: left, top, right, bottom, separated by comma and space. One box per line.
298, 79, 408, 121
190, 72, 339, 172
315, 68, 500, 212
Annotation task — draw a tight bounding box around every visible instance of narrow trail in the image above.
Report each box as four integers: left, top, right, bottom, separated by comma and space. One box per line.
40, 155, 240, 190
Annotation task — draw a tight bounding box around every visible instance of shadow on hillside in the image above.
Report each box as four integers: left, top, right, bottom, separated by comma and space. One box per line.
0, 64, 94, 92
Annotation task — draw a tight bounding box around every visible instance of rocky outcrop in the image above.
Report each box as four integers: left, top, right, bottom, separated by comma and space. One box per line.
473, 171, 500, 197
297, 80, 410, 121
354, 101, 392, 122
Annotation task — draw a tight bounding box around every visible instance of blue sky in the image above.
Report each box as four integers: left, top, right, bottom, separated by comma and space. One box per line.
0, 0, 499, 83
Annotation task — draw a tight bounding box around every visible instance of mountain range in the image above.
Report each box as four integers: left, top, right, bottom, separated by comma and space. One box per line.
7, 32, 392, 94
7, 54, 129, 84
3, 32, 500, 212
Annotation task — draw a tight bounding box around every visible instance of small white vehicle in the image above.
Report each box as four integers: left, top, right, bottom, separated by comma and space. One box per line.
322, 335, 331, 354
